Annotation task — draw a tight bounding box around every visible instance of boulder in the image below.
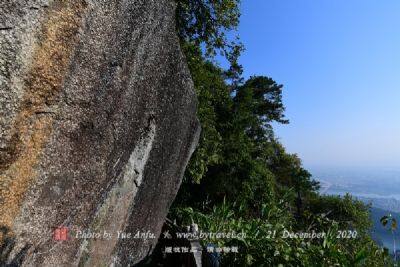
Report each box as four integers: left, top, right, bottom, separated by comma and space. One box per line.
0, 0, 199, 265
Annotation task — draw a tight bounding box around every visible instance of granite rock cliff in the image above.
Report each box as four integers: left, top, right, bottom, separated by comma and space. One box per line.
0, 0, 200, 265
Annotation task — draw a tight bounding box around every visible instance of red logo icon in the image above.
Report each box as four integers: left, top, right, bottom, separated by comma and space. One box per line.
53, 226, 68, 241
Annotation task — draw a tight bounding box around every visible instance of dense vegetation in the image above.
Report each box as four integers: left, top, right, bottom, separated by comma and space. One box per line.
162, 1, 392, 266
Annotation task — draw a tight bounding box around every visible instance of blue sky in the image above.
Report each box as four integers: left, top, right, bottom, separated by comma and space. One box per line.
227, 0, 400, 168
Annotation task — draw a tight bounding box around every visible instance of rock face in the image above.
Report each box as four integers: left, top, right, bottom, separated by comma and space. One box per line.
0, 0, 200, 266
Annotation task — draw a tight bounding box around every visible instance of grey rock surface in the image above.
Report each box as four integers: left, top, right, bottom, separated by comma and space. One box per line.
0, 0, 200, 266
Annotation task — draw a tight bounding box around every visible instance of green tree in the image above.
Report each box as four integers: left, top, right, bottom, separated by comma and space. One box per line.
175, 0, 243, 81
166, 1, 392, 266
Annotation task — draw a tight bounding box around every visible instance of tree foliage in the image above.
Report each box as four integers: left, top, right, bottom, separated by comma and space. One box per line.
159, 1, 393, 266
167, 43, 390, 265
175, 0, 243, 80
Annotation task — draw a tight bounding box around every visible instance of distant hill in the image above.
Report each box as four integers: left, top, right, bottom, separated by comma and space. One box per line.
360, 197, 400, 213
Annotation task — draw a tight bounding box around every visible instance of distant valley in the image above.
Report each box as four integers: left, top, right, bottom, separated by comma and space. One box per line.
312, 166, 400, 212
310, 167, 400, 251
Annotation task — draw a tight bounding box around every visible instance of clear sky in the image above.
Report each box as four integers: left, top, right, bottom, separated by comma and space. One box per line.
230, 0, 400, 169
